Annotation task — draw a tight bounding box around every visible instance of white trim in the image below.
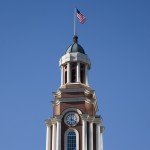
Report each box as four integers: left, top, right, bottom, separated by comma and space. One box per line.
64, 128, 79, 150
59, 97, 85, 102
61, 108, 82, 116
53, 98, 98, 112
59, 52, 91, 68
58, 88, 94, 93
77, 62, 81, 82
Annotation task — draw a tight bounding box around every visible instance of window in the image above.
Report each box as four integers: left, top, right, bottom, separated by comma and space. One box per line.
67, 131, 76, 150
65, 129, 79, 150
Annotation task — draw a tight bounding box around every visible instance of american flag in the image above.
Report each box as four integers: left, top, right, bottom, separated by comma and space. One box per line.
76, 9, 86, 24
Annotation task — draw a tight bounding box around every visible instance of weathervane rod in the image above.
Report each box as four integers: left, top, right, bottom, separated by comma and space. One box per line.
74, 8, 77, 35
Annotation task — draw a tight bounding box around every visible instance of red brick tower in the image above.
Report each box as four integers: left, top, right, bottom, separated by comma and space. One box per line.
45, 36, 104, 150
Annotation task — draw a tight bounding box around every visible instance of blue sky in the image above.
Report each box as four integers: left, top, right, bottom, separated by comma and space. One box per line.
0, 0, 150, 150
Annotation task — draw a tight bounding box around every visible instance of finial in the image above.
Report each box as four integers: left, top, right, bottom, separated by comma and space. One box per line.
73, 35, 78, 43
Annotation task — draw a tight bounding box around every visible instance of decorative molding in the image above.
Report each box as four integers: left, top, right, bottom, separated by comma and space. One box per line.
58, 87, 86, 93
61, 108, 82, 116
94, 117, 102, 125
64, 128, 79, 150
85, 98, 96, 104
59, 52, 91, 69
84, 89, 94, 95
51, 118, 57, 124
55, 115, 63, 122
45, 118, 52, 126
59, 82, 91, 88
52, 97, 99, 112
64, 112, 79, 126
88, 116, 95, 122
60, 97, 85, 101
100, 126, 105, 133
80, 114, 89, 121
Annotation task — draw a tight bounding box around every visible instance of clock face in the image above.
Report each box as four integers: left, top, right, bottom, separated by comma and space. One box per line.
64, 112, 79, 126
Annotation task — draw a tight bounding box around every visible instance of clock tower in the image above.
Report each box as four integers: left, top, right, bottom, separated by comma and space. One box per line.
45, 36, 104, 150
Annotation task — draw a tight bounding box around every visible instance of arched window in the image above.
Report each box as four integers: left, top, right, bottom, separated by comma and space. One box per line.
67, 131, 76, 150
65, 129, 79, 150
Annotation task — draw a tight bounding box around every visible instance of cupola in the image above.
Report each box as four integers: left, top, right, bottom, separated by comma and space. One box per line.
59, 36, 91, 86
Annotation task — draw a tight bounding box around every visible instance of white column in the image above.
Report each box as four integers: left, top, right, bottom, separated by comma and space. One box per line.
85, 64, 89, 85
56, 120, 61, 150
61, 66, 64, 86
45, 120, 52, 150
46, 125, 51, 150
52, 123, 56, 150
88, 117, 94, 150
67, 62, 70, 83
77, 62, 80, 82
81, 114, 88, 150
100, 126, 104, 150
96, 123, 101, 150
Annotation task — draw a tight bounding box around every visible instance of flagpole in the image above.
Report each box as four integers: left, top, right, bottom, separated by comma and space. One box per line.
74, 8, 76, 35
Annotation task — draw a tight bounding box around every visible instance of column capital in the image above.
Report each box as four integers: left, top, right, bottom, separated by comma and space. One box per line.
55, 115, 63, 122
45, 119, 52, 126
100, 126, 105, 133
88, 116, 95, 123
80, 114, 89, 121
51, 118, 57, 124
94, 116, 103, 125
94, 119, 101, 125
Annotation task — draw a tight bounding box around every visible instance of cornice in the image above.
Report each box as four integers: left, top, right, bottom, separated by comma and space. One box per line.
52, 97, 99, 113
84, 89, 94, 95
59, 52, 91, 68
85, 98, 96, 104
56, 88, 94, 96
58, 88, 85, 93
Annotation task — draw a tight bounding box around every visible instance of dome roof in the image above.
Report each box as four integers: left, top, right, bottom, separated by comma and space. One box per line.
65, 36, 85, 54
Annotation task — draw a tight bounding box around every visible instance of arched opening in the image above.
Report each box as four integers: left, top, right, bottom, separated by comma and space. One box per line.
80, 63, 85, 84
64, 65, 67, 84
64, 128, 79, 150
71, 63, 77, 83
